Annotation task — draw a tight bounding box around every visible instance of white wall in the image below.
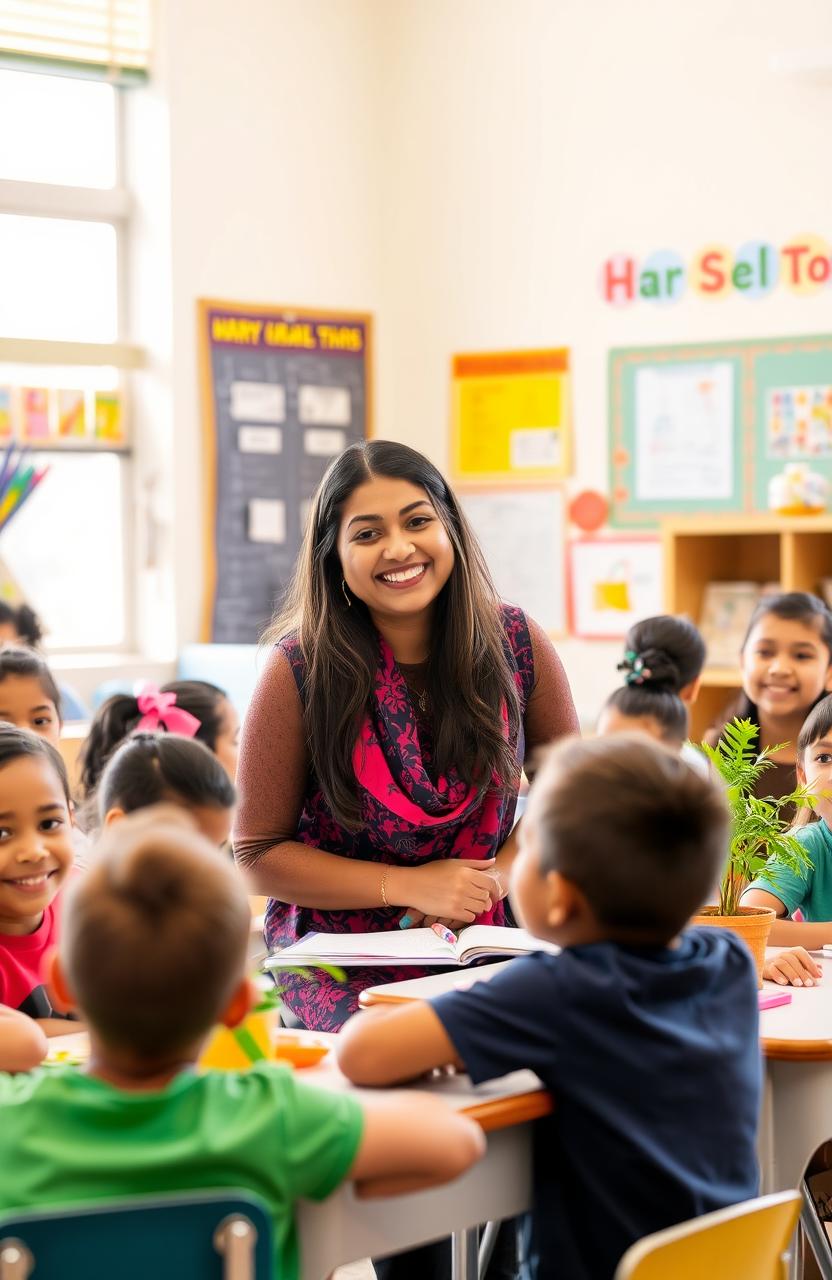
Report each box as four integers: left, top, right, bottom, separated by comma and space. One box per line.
150, 0, 383, 648
140, 0, 832, 722
371, 0, 832, 721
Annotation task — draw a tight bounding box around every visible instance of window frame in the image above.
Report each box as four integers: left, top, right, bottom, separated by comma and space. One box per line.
0, 78, 140, 656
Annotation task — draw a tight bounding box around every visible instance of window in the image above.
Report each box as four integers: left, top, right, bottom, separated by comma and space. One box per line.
0, 68, 136, 652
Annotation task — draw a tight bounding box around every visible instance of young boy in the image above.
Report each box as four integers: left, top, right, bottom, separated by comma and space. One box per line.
0, 809, 485, 1280
337, 736, 762, 1280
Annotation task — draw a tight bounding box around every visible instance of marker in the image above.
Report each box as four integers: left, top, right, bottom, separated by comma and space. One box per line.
431, 923, 457, 946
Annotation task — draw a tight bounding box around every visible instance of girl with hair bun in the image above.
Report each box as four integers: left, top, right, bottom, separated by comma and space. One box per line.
598, 615, 706, 762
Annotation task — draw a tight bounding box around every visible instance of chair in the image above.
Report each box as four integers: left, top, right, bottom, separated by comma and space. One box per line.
614, 1190, 801, 1280
0, 1189, 273, 1280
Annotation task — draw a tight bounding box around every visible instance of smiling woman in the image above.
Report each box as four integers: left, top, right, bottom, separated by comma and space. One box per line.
234, 440, 579, 1031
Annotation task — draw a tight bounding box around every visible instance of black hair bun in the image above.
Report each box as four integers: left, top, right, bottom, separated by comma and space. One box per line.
633, 647, 682, 693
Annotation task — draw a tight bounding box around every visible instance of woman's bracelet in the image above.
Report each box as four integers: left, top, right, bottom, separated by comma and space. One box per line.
380, 867, 390, 908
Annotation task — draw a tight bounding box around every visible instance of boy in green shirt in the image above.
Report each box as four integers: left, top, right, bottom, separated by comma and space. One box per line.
0, 808, 484, 1280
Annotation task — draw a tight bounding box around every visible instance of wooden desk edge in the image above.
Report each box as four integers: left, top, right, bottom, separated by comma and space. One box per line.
359, 990, 414, 1008
462, 1090, 554, 1132
763, 1037, 832, 1062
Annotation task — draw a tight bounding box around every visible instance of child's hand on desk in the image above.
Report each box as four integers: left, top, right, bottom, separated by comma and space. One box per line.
763, 947, 822, 987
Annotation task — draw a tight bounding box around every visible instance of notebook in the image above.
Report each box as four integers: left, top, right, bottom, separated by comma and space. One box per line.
266, 924, 559, 969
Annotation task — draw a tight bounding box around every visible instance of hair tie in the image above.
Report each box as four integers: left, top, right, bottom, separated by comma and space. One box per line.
618, 653, 651, 686
134, 683, 201, 738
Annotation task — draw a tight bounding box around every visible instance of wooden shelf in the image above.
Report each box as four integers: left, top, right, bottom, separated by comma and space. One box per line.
663, 513, 832, 739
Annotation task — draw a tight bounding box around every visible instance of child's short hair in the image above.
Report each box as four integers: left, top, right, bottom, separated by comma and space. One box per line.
61, 809, 251, 1057
531, 736, 727, 940
0, 722, 70, 803
79, 681, 231, 796
0, 601, 44, 648
0, 646, 62, 721
798, 693, 832, 759
97, 733, 236, 821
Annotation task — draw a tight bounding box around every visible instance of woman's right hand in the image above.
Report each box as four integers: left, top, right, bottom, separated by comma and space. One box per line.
396, 858, 498, 923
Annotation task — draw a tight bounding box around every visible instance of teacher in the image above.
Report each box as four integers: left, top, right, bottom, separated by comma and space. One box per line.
234, 440, 579, 1031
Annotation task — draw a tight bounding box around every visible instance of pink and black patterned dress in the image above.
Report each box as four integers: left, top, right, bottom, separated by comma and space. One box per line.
264, 604, 535, 1030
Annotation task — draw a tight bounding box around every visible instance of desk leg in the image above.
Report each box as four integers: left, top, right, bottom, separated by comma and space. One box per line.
451, 1228, 479, 1280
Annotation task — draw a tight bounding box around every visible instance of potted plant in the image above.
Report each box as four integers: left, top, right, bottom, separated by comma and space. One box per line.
693, 718, 813, 985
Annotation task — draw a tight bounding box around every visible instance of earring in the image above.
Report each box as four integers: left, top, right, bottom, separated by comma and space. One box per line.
341, 578, 352, 608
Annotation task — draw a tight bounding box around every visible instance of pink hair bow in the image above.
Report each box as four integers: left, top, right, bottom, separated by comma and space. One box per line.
134, 683, 201, 738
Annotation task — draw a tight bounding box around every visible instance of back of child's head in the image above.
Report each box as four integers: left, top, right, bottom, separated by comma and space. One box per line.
0, 721, 70, 804
79, 680, 230, 796
0, 601, 43, 648
530, 735, 727, 941
0, 645, 62, 726
61, 808, 251, 1057
619, 615, 706, 694
598, 685, 688, 748
97, 733, 236, 823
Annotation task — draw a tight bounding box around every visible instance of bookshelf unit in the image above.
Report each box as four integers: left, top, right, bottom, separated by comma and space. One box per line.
662, 513, 832, 740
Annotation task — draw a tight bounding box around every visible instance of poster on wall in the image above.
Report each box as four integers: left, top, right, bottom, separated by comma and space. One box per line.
451, 349, 571, 484
609, 334, 832, 527
568, 537, 662, 639
460, 487, 566, 635
198, 299, 372, 643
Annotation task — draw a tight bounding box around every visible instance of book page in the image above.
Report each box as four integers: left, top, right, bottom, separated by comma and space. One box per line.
458, 925, 561, 961
279, 928, 455, 962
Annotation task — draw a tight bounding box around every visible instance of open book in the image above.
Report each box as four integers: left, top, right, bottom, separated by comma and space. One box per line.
267, 925, 559, 969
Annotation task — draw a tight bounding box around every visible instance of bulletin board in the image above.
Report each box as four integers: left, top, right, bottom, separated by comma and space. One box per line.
459, 486, 567, 636
451, 349, 571, 484
198, 299, 372, 643
609, 333, 832, 528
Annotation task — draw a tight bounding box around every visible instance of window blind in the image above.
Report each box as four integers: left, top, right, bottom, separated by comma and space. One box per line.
0, 0, 150, 81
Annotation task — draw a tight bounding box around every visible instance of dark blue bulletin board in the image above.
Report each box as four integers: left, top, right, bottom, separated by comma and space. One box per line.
198, 300, 371, 642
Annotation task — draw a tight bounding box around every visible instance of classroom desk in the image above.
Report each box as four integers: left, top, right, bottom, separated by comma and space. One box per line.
45, 1026, 550, 1280
362, 952, 832, 1203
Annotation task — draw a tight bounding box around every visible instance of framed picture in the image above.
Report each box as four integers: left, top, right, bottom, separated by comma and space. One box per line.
568, 536, 663, 639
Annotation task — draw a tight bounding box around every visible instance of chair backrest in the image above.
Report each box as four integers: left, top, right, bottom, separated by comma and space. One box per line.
614, 1191, 802, 1280
0, 1190, 273, 1280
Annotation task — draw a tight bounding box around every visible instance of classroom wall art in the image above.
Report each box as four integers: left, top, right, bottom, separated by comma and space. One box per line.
451, 349, 571, 484
198, 299, 372, 643
600, 234, 831, 306
567, 537, 662, 640
609, 333, 832, 527
459, 487, 566, 635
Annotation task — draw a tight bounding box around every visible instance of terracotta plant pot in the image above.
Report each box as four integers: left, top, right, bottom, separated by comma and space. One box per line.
691, 904, 776, 988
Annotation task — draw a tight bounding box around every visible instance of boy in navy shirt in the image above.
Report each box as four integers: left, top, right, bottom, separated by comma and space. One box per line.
337, 735, 761, 1280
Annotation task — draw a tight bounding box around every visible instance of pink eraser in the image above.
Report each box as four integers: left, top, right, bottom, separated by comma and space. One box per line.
758, 990, 793, 1010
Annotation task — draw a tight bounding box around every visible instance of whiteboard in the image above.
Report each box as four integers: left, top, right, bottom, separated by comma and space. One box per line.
460, 488, 566, 635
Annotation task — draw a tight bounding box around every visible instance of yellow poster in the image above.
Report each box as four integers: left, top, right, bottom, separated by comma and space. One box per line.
451, 349, 571, 483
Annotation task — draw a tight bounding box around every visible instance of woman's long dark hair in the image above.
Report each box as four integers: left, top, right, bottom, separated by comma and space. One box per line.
264, 440, 521, 827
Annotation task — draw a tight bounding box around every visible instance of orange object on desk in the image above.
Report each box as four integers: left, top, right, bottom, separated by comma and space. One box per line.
199, 1011, 330, 1071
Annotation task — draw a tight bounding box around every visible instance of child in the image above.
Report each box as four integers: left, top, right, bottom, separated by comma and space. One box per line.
0, 602, 44, 650
0, 813, 485, 1280
598, 615, 706, 761
744, 694, 832, 974
79, 681, 240, 795
0, 646, 62, 747
337, 736, 761, 1280
96, 733, 236, 847
0, 725, 77, 1033
0, 1004, 47, 1071
706, 592, 832, 802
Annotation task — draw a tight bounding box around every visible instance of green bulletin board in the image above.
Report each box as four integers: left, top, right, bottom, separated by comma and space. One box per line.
609, 334, 832, 528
